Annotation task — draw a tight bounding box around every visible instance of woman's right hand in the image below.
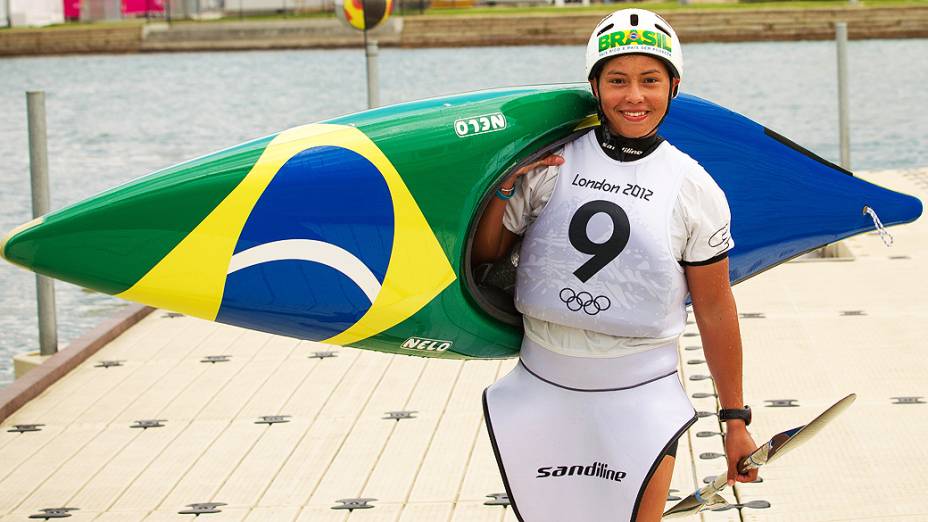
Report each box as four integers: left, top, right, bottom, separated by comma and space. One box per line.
501, 154, 564, 190
473, 154, 563, 265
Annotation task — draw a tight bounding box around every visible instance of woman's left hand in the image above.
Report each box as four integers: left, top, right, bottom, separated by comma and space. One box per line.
723, 423, 759, 486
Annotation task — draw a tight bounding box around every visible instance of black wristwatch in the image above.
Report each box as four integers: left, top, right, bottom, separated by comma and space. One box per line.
718, 405, 752, 426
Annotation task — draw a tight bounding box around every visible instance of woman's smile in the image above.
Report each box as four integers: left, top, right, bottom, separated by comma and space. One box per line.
618, 109, 650, 123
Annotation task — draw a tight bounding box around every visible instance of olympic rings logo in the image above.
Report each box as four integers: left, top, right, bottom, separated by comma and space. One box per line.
559, 288, 611, 316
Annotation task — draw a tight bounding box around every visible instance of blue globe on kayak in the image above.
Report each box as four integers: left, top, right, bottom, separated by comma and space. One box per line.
218, 146, 394, 341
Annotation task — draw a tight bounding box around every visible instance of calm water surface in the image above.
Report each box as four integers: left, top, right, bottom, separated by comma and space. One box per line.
1, 40, 927, 386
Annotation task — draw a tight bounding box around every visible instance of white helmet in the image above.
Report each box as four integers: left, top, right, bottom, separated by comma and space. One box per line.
585, 9, 683, 97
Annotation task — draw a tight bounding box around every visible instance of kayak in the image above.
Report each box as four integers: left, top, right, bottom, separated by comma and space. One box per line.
1, 84, 921, 359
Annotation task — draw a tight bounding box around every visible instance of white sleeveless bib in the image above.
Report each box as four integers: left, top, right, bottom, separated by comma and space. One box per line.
515, 130, 688, 339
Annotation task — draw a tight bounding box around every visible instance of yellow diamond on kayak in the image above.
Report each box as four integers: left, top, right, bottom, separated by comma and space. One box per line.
117, 124, 456, 345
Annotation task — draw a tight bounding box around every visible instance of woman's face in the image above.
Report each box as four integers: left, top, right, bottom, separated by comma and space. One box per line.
591, 54, 679, 139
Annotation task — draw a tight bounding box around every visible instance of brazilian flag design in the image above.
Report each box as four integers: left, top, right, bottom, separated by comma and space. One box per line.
116, 124, 456, 346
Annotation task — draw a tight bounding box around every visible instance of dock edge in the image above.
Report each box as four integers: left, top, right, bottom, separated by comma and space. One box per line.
0, 304, 154, 423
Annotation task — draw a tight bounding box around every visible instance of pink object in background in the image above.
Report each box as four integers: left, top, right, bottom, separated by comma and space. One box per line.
64, 0, 81, 19
122, 0, 164, 14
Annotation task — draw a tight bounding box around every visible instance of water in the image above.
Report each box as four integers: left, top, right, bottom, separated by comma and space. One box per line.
1, 40, 926, 386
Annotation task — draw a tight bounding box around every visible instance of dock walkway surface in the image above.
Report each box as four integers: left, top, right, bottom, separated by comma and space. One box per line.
1, 5, 928, 57
0, 167, 925, 521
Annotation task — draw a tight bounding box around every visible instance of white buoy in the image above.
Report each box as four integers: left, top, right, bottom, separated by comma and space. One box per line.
336, 0, 394, 109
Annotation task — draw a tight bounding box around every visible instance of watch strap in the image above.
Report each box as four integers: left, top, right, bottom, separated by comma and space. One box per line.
718, 405, 751, 426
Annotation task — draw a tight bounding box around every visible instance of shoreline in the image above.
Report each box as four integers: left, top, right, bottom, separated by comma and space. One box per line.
1, 5, 927, 57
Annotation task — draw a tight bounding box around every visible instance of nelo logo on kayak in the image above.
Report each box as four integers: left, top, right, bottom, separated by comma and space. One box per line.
536, 461, 627, 482
454, 113, 507, 137
402, 337, 453, 352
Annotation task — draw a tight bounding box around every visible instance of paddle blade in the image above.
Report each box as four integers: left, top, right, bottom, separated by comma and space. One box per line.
663, 492, 729, 518
765, 393, 857, 466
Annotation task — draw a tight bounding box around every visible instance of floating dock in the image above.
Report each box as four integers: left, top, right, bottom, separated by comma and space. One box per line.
0, 167, 925, 521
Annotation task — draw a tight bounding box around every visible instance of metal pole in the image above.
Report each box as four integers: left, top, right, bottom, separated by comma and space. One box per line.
26, 92, 58, 357
819, 23, 852, 259
365, 31, 380, 109
836, 22, 850, 170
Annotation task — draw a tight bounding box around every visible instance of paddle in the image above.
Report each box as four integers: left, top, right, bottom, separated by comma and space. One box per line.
663, 393, 857, 518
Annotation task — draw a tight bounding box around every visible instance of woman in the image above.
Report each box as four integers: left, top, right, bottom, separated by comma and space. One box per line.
475, 9, 758, 522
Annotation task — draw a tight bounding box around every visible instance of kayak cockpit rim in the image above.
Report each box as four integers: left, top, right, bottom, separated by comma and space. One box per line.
463, 129, 592, 328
